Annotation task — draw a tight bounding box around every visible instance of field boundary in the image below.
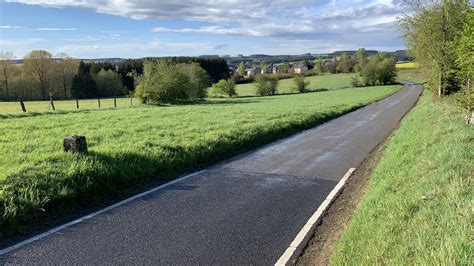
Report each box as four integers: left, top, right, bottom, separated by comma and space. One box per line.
275, 168, 356, 266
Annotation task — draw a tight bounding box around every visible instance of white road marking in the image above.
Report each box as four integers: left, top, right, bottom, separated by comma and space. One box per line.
275, 167, 356, 266
0, 170, 208, 256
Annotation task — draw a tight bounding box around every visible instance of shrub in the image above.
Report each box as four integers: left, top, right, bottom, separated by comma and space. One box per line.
135, 60, 210, 103
255, 74, 279, 96
358, 54, 397, 86
210, 79, 237, 97
135, 60, 189, 104
293, 75, 310, 93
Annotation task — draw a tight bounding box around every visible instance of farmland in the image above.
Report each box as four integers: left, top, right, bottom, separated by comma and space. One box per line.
235, 73, 355, 96
395, 62, 417, 70
0, 84, 400, 235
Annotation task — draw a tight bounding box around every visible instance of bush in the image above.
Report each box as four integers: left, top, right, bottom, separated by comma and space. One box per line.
210, 79, 237, 97
135, 60, 210, 103
254, 74, 278, 96
358, 54, 397, 86
293, 75, 310, 93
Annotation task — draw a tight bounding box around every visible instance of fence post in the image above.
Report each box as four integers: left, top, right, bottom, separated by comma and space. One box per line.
49, 93, 55, 111
19, 97, 26, 112
130, 97, 132, 106
98, 98, 101, 108
114, 97, 117, 108
76, 99, 79, 109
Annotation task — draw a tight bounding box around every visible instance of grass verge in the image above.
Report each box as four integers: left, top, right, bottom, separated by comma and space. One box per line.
0, 85, 400, 239
332, 90, 473, 264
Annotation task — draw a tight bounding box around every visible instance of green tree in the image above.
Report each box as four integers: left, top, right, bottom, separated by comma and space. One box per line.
399, 0, 469, 96
314, 58, 324, 74
94, 69, 124, 97
293, 75, 310, 93
237, 61, 246, 76
55, 53, 79, 99
254, 74, 278, 96
0, 52, 16, 100
135, 60, 190, 104
210, 79, 237, 97
72, 61, 97, 99
177, 62, 210, 100
354, 48, 368, 72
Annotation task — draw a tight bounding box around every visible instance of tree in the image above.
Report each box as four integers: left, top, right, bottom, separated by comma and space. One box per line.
324, 60, 337, 74
72, 61, 97, 99
293, 75, 310, 93
23, 50, 53, 100
354, 48, 368, 72
254, 74, 278, 96
398, 0, 469, 96
452, 8, 474, 117
94, 69, 124, 97
210, 79, 237, 97
135, 60, 190, 104
118, 59, 144, 91
237, 62, 246, 76
177, 62, 210, 100
56, 53, 79, 99
336, 53, 355, 73
358, 53, 397, 86
277, 63, 290, 74
314, 58, 324, 74
0, 52, 16, 99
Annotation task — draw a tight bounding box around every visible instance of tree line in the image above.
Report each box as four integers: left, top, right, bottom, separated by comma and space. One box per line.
0, 51, 230, 101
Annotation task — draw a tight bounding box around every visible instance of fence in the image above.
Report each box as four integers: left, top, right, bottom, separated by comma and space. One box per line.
0, 97, 135, 113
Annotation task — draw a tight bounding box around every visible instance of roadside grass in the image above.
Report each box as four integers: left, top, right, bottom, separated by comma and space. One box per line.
395, 62, 418, 70
0, 85, 400, 237
0, 97, 136, 113
235, 73, 355, 96
332, 90, 473, 265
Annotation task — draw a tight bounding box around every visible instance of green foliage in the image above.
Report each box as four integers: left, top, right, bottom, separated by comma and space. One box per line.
398, 1, 469, 95
94, 69, 125, 97
293, 75, 310, 93
254, 74, 279, 96
210, 79, 237, 97
135, 60, 190, 104
332, 91, 472, 264
357, 54, 397, 86
0, 85, 400, 236
72, 61, 97, 99
118, 59, 144, 92
176, 63, 210, 100
237, 62, 246, 77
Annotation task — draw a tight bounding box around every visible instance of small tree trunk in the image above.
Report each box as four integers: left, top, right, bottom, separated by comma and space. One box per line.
76, 99, 79, 109
114, 97, 117, 108
49, 92, 55, 111
98, 98, 101, 108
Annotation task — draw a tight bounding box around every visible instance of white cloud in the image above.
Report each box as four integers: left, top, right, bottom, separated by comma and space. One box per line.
0, 25, 24, 29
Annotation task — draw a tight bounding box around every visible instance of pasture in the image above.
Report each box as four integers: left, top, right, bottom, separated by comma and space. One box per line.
0, 84, 400, 235
234, 73, 355, 96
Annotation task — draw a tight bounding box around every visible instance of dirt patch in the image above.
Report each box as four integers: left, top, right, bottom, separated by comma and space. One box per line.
296, 143, 385, 266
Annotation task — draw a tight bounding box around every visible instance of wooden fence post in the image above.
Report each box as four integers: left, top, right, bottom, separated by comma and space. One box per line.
19, 97, 26, 112
76, 99, 79, 109
114, 97, 117, 108
49, 93, 55, 111
98, 98, 101, 108
130, 97, 132, 106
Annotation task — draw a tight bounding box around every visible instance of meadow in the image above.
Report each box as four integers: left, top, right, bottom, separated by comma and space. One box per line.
332, 90, 472, 264
234, 73, 355, 96
0, 84, 400, 236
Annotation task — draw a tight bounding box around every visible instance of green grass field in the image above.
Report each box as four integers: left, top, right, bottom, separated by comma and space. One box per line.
235, 73, 355, 96
0, 85, 400, 236
398, 68, 426, 84
332, 90, 472, 264
0, 97, 135, 113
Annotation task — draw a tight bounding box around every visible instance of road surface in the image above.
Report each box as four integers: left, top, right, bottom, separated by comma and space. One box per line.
0, 83, 423, 264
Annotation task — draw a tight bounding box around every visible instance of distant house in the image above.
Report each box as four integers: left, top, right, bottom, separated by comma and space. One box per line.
294, 63, 308, 74
246, 67, 261, 76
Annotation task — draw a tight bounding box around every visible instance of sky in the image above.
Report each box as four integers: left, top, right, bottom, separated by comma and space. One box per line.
0, 0, 407, 59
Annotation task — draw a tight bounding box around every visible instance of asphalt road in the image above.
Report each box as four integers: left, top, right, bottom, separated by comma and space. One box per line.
0, 83, 423, 264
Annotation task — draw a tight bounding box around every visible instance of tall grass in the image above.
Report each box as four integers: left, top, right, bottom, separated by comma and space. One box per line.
0, 85, 400, 237
332, 90, 472, 264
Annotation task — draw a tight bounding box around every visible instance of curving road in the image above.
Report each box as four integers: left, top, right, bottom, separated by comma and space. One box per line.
0, 83, 423, 264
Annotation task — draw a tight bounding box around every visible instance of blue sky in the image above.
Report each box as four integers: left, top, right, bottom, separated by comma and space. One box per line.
0, 0, 406, 59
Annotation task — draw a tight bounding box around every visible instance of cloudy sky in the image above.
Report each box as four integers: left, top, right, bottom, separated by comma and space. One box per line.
0, 0, 407, 58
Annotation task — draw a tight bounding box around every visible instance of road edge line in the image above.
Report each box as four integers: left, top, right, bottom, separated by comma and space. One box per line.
275, 167, 356, 266
0, 170, 208, 256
